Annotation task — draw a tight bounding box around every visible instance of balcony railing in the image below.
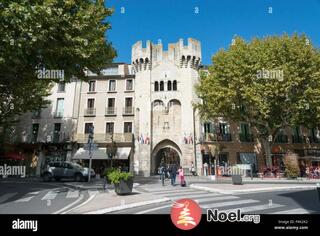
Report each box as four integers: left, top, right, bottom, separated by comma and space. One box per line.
84, 108, 96, 117
292, 135, 304, 143
274, 135, 288, 143
239, 133, 254, 142
75, 133, 133, 143
308, 136, 320, 143
105, 107, 116, 116
204, 133, 232, 142
54, 111, 63, 118
123, 106, 134, 115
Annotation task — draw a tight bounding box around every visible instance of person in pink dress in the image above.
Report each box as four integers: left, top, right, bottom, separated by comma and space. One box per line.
178, 166, 185, 186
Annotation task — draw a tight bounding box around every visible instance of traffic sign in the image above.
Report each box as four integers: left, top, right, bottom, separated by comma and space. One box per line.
83, 143, 98, 151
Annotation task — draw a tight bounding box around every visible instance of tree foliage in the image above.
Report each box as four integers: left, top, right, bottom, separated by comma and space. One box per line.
195, 34, 320, 166
0, 0, 116, 126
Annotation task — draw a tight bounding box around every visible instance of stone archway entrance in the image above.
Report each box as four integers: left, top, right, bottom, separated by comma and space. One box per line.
151, 140, 182, 175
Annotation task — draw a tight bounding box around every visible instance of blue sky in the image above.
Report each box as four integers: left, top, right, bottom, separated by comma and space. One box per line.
106, 0, 320, 65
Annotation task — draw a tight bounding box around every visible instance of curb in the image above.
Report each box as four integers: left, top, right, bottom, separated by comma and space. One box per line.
190, 184, 317, 195
84, 197, 170, 214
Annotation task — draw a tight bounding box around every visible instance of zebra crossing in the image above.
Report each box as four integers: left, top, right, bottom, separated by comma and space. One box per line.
0, 188, 102, 205
135, 185, 315, 214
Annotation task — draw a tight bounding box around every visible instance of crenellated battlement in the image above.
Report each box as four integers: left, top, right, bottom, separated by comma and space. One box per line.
132, 38, 201, 72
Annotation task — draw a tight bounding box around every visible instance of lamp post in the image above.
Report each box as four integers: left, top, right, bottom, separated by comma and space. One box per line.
88, 125, 94, 182
106, 134, 117, 169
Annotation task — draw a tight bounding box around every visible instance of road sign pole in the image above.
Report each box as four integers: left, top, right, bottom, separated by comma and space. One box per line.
88, 142, 92, 182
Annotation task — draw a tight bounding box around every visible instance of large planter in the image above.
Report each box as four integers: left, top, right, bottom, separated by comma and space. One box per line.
114, 177, 134, 195
232, 175, 243, 185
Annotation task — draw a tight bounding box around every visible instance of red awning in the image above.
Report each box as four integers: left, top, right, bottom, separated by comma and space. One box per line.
0, 153, 25, 160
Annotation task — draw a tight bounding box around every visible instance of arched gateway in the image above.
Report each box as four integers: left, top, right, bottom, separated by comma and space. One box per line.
151, 139, 182, 175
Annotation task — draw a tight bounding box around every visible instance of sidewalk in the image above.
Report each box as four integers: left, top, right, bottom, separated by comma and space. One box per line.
66, 189, 169, 214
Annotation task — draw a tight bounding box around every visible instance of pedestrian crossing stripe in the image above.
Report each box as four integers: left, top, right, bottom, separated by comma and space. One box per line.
41, 191, 58, 200
15, 196, 34, 203
170, 193, 221, 200
201, 199, 260, 209
66, 190, 79, 199
224, 203, 284, 213
271, 208, 312, 214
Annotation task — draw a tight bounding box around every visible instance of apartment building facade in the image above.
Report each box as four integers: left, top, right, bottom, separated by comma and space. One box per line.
5, 79, 79, 176
72, 64, 135, 174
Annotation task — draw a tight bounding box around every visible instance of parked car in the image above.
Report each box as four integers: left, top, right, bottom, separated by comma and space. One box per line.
41, 161, 95, 182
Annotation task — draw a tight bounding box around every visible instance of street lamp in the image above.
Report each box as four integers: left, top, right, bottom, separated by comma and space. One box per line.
106, 134, 117, 168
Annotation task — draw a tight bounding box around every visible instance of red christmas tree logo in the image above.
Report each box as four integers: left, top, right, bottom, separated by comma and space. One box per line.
170, 199, 202, 230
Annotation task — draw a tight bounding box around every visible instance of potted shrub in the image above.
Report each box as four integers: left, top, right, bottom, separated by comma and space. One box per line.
283, 152, 300, 179
103, 167, 116, 184
107, 169, 134, 195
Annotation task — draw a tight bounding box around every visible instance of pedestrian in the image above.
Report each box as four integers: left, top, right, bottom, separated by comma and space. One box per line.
190, 161, 196, 176
178, 166, 185, 187
159, 161, 166, 186
169, 164, 177, 186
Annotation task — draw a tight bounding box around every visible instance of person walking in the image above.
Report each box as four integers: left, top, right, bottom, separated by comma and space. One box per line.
159, 160, 166, 186
190, 161, 196, 176
169, 164, 177, 186
178, 166, 185, 187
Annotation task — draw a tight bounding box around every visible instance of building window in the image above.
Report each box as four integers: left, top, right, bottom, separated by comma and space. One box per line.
31, 124, 39, 143
160, 81, 164, 91
87, 99, 95, 108
124, 122, 132, 133
84, 123, 93, 134
124, 97, 133, 115
57, 82, 65, 92
106, 98, 116, 115
106, 122, 114, 134
88, 80, 96, 92
108, 80, 116, 92
173, 80, 177, 91
126, 79, 133, 91
167, 81, 172, 91
53, 123, 61, 143
85, 99, 95, 116
155, 81, 159, 91
55, 98, 64, 118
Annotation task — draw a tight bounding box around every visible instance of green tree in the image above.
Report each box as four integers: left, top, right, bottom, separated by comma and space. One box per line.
0, 0, 116, 130
195, 34, 320, 167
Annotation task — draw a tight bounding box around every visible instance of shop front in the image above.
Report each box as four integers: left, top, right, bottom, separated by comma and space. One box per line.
72, 147, 132, 176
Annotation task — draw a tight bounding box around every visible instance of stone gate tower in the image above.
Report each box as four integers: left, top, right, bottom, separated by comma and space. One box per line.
132, 38, 202, 176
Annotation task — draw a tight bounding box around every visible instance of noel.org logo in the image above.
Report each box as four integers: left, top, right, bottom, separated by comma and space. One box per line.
170, 199, 202, 230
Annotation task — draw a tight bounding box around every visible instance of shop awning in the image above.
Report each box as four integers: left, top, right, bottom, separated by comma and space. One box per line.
0, 152, 25, 160
72, 147, 131, 160
298, 156, 320, 161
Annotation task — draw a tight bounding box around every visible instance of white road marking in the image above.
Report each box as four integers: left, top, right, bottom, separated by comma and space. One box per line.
225, 203, 284, 213
201, 199, 259, 209
88, 190, 99, 197
0, 193, 18, 204
15, 196, 34, 203
66, 190, 79, 199
53, 194, 84, 214
271, 208, 311, 214
136, 204, 171, 214
41, 191, 58, 200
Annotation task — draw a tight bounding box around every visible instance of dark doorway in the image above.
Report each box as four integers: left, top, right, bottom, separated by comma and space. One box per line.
154, 147, 180, 174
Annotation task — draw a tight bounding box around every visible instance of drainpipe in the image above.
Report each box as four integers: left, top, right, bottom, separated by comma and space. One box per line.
193, 107, 198, 173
